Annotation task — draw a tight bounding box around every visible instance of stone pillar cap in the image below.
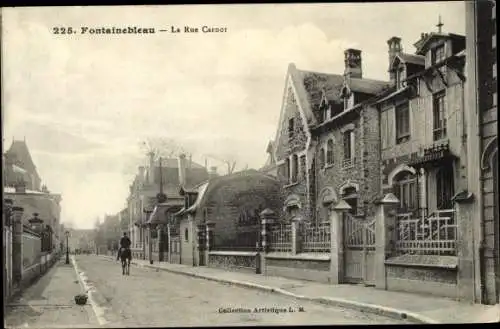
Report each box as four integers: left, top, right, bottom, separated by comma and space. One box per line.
333, 199, 352, 211
375, 193, 400, 205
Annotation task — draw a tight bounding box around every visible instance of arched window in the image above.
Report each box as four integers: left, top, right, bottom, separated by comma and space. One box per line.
393, 172, 418, 212
319, 148, 326, 169
436, 166, 454, 210
342, 186, 358, 215
327, 140, 334, 165
291, 154, 299, 182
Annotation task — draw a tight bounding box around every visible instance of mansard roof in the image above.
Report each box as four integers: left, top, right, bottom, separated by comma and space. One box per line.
344, 77, 390, 95
413, 32, 465, 56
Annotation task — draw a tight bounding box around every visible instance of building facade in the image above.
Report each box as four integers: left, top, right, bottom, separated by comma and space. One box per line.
126, 153, 209, 257
465, 0, 498, 305
379, 31, 467, 220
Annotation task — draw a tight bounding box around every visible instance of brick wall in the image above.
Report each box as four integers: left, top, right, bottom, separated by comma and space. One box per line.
275, 87, 308, 162
314, 110, 380, 218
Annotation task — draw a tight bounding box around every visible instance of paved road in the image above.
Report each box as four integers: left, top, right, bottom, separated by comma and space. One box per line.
74, 255, 408, 327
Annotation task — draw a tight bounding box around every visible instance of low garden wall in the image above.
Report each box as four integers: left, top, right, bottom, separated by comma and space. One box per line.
208, 251, 258, 274
264, 252, 331, 283
384, 255, 459, 299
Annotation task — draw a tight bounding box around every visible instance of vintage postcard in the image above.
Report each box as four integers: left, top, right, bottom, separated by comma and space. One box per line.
2, 2, 499, 328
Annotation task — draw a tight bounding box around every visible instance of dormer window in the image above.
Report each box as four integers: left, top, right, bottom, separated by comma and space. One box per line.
343, 93, 354, 110
395, 67, 405, 89
431, 44, 445, 65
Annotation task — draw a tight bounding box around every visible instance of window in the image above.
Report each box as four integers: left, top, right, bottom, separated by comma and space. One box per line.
494, 63, 497, 79
493, 34, 497, 50
299, 155, 306, 179
494, 92, 497, 107
184, 228, 189, 242
396, 102, 410, 144
393, 172, 418, 212
326, 140, 334, 165
291, 154, 299, 183
342, 130, 354, 168
395, 67, 404, 89
436, 167, 454, 210
433, 91, 447, 141
342, 187, 358, 215
343, 97, 349, 110
288, 118, 295, 140
285, 158, 290, 182
380, 110, 390, 149
431, 44, 445, 65
319, 148, 326, 169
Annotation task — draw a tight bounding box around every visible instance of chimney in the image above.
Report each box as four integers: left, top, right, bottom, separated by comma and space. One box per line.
148, 151, 155, 184
387, 36, 402, 68
178, 153, 187, 186
387, 36, 402, 82
138, 166, 145, 182
344, 49, 362, 79
209, 166, 218, 179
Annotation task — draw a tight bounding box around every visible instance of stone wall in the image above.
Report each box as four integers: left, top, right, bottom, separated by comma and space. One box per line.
385, 263, 458, 298
264, 253, 331, 283
208, 251, 258, 274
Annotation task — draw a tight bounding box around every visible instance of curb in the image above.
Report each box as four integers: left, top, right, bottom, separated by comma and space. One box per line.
98, 255, 436, 323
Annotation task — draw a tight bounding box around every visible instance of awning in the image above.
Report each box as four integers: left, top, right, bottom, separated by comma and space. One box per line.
408, 144, 455, 168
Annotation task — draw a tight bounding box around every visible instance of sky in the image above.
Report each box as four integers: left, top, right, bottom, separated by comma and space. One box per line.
2, 2, 465, 229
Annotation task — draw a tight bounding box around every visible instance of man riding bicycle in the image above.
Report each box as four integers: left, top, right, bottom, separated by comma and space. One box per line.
116, 232, 131, 261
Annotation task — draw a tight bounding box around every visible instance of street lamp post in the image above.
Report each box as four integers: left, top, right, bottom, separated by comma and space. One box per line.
65, 230, 70, 264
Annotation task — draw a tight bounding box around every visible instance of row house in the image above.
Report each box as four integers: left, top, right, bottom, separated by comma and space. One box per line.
379, 31, 467, 220
272, 50, 389, 223
126, 152, 210, 259
466, 0, 498, 305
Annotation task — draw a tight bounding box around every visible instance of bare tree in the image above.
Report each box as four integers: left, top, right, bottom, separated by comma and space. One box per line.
139, 137, 190, 160
204, 153, 238, 175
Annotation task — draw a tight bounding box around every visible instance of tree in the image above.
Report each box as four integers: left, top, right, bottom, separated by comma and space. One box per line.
140, 137, 191, 160
204, 153, 238, 175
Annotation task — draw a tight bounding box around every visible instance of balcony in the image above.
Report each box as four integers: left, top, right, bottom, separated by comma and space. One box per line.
342, 157, 355, 169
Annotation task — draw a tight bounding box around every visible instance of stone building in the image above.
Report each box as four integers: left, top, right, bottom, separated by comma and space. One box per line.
465, 0, 498, 305
3, 139, 62, 251
272, 52, 389, 222
4, 139, 42, 191
126, 153, 209, 258
310, 49, 389, 221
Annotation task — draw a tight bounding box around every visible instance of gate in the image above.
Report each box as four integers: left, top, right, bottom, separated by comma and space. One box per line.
343, 213, 376, 286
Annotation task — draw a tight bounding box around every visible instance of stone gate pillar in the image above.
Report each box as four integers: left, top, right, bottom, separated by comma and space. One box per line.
329, 200, 352, 284
166, 223, 172, 263
374, 193, 400, 290
12, 206, 24, 286
291, 217, 302, 255
157, 225, 164, 262
205, 221, 215, 266
196, 224, 206, 266
259, 208, 276, 275
452, 191, 475, 302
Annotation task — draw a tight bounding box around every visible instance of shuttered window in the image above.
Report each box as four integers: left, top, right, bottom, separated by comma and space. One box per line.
381, 110, 389, 149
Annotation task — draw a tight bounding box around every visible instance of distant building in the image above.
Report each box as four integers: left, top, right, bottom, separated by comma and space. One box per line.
127, 153, 210, 257
3, 139, 62, 250
4, 139, 42, 191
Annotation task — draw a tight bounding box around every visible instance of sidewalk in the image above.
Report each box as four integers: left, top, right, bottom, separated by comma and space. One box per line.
4, 258, 100, 329
101, 255, 499, 324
